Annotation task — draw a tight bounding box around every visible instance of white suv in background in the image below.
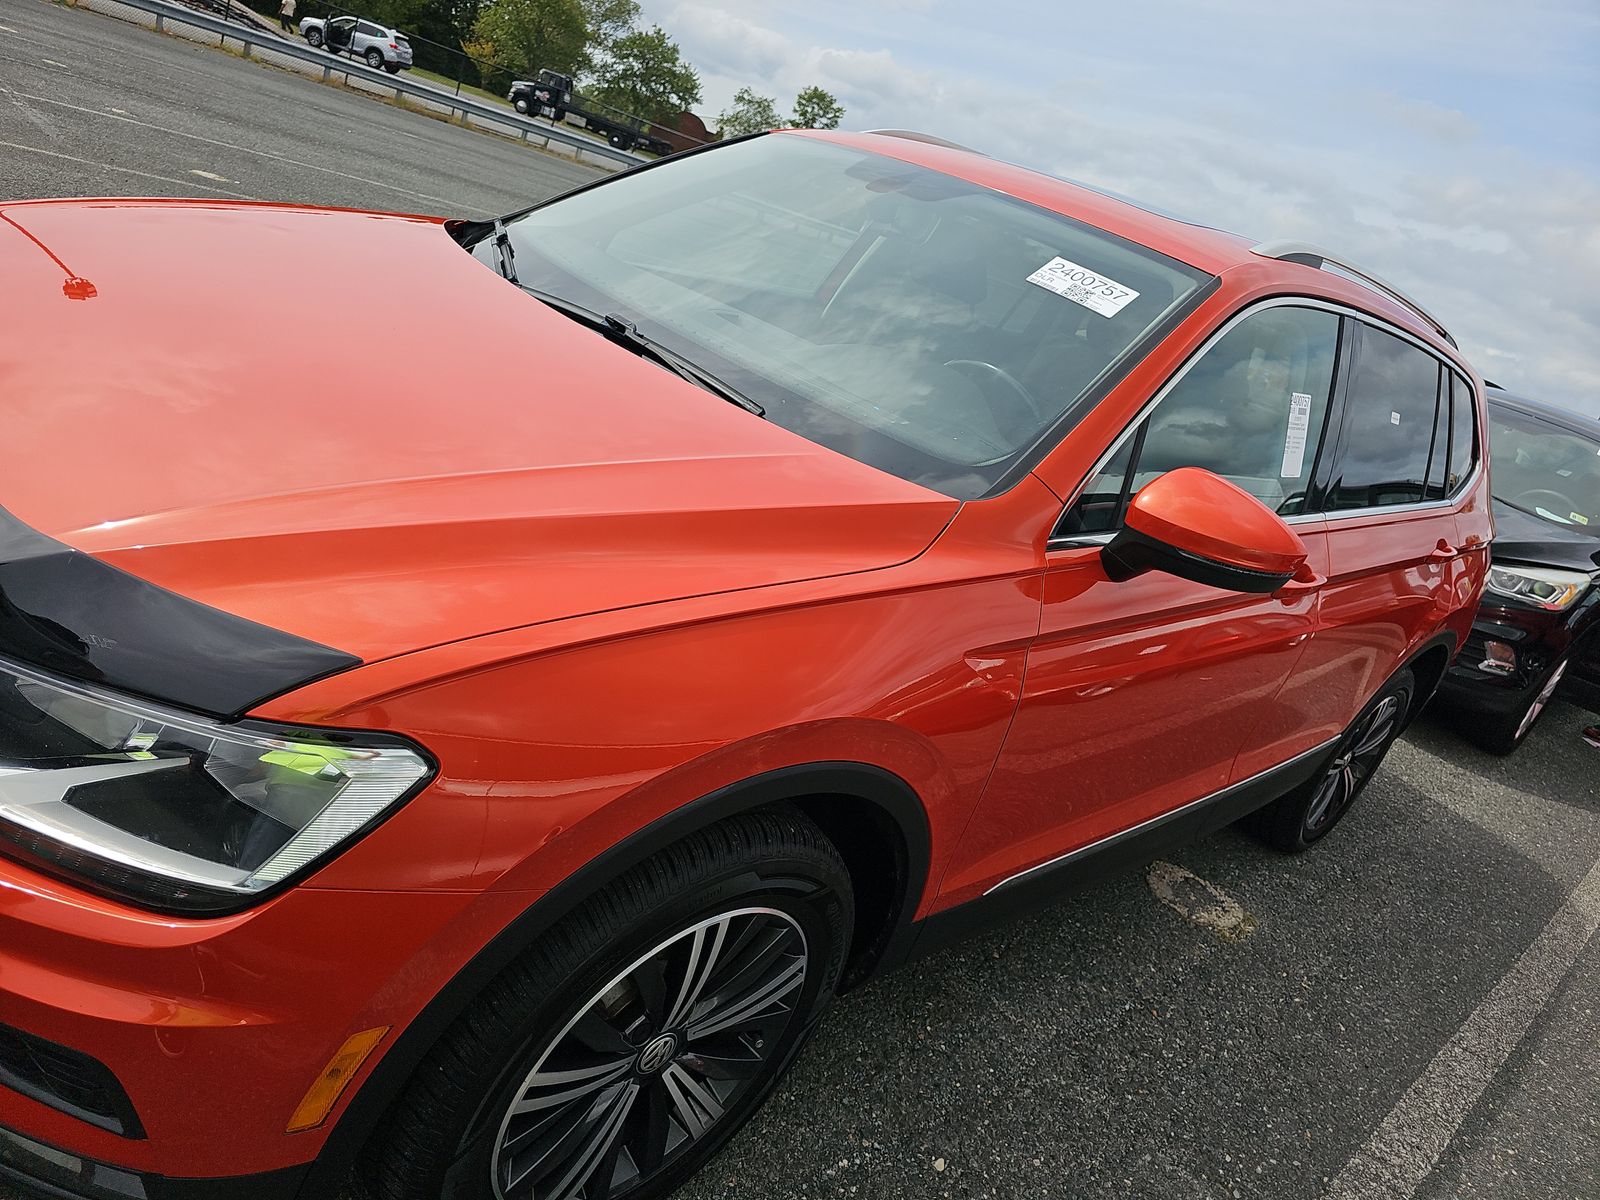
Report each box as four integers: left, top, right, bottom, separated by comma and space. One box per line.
300, 15, 413, 74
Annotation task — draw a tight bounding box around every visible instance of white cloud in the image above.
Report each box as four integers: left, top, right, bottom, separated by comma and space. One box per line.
651, 1, 1600, 415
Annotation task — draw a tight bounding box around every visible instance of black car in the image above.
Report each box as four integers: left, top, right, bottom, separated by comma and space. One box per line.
1439, 387, 1600, 752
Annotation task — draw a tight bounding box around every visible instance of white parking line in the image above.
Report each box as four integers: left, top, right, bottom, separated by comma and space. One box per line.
0, 85, 491, 214
1320, 855, 1600, 1200
0, 139, 258, 198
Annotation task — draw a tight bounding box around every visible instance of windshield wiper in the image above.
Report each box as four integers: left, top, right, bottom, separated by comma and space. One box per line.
490, 218, 518, 285
519, 286, 765, 418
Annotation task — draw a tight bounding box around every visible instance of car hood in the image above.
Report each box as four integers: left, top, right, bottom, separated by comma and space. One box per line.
0, 200, 958, 708
1491, 499, 1600, 573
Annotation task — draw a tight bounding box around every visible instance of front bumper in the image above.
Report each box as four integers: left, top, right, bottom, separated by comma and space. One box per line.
0, 850, 517, 1187
0, 1123, 304, 1200
1439, 608, 1568, 713
1438, 599, 1600, 716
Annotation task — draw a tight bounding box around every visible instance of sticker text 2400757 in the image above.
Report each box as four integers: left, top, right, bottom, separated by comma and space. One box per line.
1025, 257, 1141, 317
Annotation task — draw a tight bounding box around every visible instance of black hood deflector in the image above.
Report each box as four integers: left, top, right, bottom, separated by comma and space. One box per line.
0, 505, 359, 719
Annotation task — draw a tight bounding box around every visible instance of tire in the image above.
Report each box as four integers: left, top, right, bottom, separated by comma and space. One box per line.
369, 809, 854, 1200
1473, 656, 1568, 756
366, 48, 385, 70
305, 28, 322, 48
513, 97, 529, 114
1254, 669, 1414, 853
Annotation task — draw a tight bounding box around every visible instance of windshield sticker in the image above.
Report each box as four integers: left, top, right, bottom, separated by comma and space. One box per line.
1026, 257, 1140, 317
1281, 393, 1313, 478
1390, 412, 1401, 425
1573, 513, 1590, 525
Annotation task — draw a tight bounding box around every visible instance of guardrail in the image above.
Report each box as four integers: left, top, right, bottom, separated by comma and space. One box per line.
72, 0, 647, 169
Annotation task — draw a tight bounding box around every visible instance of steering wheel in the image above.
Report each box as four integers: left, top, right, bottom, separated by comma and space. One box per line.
943, 359, 1051, 427
1511, 488, 1580, 519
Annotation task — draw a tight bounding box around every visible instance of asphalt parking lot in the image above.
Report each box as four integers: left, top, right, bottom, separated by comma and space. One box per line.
0, 0, 600, 213
2, 2, 1597, 1198
673, 702, 1600, 1200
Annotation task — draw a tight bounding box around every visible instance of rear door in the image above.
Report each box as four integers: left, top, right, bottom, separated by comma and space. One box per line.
1292, 319, 1470, 743
356, 20, 385, 57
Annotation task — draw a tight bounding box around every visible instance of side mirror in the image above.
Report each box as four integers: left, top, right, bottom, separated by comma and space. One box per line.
1102, 467, 1308, 594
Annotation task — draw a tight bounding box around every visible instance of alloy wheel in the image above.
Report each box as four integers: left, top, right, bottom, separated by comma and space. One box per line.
1304, 693, 1403, 836
1515, 658, 1568, 742
490, 907, 809, 1200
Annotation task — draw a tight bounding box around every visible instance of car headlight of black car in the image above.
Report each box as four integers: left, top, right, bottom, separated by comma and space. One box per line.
1484, 564, 1593, 611
0, 656, 432, 913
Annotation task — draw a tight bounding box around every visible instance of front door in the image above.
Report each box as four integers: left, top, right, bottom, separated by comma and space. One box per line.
939, 301, 1343, 904
325, 16, 354, 53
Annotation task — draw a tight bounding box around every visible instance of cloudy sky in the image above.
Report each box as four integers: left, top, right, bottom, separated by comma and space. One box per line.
644, 0, 1600, 415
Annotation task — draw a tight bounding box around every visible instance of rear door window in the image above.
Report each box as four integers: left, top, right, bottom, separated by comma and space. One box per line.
1422, 374, 1449, 501
1327, 325, 1442, 510
357, 21, 384, 37
1448, 373, 1478, 494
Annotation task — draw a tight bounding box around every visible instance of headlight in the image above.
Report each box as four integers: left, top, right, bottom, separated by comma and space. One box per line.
0, 656, 431, 914
1484, 564, 1593, 612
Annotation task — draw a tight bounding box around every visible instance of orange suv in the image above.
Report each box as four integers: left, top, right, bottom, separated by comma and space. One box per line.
0, 129, 1489, 1200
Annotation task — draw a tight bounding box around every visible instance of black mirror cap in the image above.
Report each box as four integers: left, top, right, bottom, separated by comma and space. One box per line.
1102, 527, 1295, 594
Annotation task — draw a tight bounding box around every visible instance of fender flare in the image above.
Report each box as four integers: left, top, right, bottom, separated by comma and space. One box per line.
295, 761, 930, 1197
1400, 629, 1459, 729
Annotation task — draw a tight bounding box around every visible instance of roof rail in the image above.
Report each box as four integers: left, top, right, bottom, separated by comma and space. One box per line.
1250, 240, 1456, 348
861, 129, 986, 155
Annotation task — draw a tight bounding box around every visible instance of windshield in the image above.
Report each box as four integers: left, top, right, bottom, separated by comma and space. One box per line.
1488, 403, 1600, 531
499, 135, 1210, 498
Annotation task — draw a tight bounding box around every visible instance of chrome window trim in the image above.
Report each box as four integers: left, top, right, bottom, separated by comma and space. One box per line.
1322, 496, 1463, 523
1050, 295, 1484, 535
984, 734, 1341, 895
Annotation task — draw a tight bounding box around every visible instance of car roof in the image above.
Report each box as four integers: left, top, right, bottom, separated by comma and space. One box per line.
788, 129, 1457, 354
1488, 386, 1600, 440
790, 129, 1255, 275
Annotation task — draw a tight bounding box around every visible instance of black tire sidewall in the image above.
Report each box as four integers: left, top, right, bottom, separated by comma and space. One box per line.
402, 830, 850, 1200
1272, 671, 1414, 851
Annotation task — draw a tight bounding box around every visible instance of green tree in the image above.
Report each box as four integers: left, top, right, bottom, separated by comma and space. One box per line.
717, 86, 784, 136
587, 26, 701, 123
792, 85, 845, 130
469, 0, 588, 78
581, 0, 639, 52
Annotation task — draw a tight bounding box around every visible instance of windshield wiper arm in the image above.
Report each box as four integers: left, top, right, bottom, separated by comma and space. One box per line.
599, 314, 766, 417
519, 286, 765, 418
490, 218, 518, 285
